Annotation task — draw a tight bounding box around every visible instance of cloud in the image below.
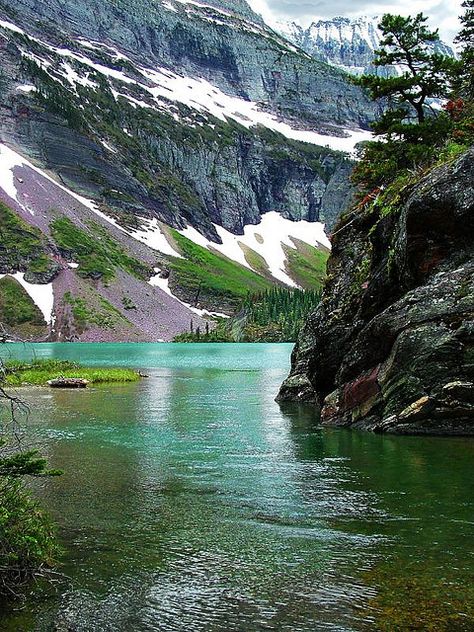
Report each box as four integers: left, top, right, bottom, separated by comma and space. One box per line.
248, 0, 463, 42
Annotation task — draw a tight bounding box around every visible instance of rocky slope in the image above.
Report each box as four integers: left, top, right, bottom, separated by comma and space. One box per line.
275, 16, 454, 77
0, 0, 375, 238
0, 0, 375, 341
278, 149, 474, 435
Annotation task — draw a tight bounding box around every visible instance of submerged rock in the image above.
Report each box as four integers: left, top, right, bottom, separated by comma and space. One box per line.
278, 149, 474, 435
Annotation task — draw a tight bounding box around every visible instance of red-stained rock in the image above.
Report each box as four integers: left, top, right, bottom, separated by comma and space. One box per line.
342, 365, 381, 411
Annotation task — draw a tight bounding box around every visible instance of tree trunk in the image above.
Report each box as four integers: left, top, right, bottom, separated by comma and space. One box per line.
415, 102, 425, 124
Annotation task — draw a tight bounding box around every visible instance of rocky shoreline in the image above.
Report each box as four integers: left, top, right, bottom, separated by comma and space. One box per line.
278, 149, 474, 435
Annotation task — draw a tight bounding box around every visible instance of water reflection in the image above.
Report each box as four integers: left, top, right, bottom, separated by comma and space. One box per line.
0, 344, 473, 631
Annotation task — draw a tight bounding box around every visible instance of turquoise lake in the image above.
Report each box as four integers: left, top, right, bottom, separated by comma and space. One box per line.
0, 343, 473, 631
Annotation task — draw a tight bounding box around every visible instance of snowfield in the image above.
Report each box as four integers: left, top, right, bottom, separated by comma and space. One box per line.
180, 212, 330, 287
0, 17, 373, 154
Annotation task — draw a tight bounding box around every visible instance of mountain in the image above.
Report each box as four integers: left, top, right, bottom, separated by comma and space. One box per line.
0, 0, 375, 342
274, 16, 455, 76
278, 149, 474, 435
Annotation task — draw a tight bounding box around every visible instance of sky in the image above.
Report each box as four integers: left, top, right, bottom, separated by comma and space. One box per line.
247, 0, 464, 42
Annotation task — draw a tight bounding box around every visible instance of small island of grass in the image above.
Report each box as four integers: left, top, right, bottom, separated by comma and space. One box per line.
3, 359, 141, 386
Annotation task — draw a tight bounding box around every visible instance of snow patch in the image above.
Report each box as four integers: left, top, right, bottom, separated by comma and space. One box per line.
61, 62, 97, 89
180, 212, 330, 287
149, 273, 227, 318
0, 144, 24, 204
16, 84, 36, 93
100, 140, 118, 153
0, 18, 25, 35
131, 219, 183, 258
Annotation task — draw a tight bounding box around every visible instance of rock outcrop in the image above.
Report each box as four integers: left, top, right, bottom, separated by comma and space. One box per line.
278, 149, 474, 435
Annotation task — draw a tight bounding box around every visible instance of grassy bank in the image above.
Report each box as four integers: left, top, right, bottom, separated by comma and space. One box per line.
3, 360, 140, 386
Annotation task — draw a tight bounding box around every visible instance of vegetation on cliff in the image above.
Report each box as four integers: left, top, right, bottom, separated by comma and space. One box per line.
0, 201, 54, 281
0, 277, 46, 338
50, 217, 149, 283
354, 10, 473, 194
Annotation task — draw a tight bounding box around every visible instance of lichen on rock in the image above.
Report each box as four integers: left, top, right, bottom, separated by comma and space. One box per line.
278, 149, 474, 435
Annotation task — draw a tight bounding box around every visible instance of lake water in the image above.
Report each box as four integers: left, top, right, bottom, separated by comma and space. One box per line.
0, 343, 473, 631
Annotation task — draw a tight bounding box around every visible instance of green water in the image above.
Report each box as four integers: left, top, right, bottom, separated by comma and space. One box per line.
1, 343, 473, 631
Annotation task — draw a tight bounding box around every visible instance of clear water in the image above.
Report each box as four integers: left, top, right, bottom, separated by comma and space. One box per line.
0, 343, 473, 631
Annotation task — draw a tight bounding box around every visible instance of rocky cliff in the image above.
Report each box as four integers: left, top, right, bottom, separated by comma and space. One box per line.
0, 0, 374, 341
278, 149, 474, 435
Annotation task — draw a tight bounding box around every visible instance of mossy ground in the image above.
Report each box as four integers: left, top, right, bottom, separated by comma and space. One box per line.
50, 217, 148, 283
63, 292, 130, 333
168, 229, 272, 307
0, 201, 53, 276
283, 240, 329, 291
0, 277, 46, 338
239, 243, 272, 279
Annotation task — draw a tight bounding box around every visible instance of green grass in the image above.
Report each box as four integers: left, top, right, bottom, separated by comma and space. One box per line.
0, 201, 52, 275
239, 243, 271, 278
283, 239, 329, 290
0, 277, 44, 328
3, 359, 140, 386
63, 292, 128, 332
168, 229, 272, 306
50, 217, 148, 283
0, 277, 46, 338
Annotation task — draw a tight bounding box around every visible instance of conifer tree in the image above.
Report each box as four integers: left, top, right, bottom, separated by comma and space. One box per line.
360, 13, 455, 126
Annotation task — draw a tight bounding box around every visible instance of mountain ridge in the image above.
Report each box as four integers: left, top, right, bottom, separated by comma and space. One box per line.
273, 15, 455, 76
0, 0, 375, 341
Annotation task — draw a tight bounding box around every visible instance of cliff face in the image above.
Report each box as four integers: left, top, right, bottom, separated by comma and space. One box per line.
0, 0, 369, 239
278, 149, 474, 435
0, 0, 375, 342
7, 0, 374, 129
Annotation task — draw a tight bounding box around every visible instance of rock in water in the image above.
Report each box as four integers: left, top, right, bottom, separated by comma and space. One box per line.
278, 149, 474, 435
48, 378, 89, 388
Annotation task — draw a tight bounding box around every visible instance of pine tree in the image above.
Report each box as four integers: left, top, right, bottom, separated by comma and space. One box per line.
360, 13, 456, 125
353, 13, 458, 191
